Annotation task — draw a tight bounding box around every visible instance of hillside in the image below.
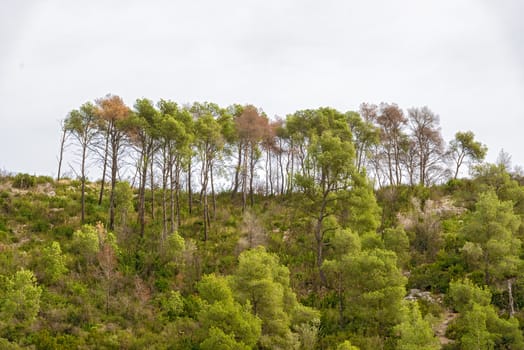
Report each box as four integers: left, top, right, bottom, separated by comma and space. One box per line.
1, 165, 524, 349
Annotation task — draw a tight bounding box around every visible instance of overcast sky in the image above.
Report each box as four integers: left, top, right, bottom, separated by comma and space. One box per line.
1, 0, 523, 176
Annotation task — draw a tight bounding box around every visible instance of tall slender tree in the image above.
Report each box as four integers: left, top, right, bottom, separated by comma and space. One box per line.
95, 94, 130, 230
292, 108, 355, 285
157, 100, 192, 236
349, 108, 379, 174
235, 105, 269, 210
64, 102, 99, 223
56, 119, 69, 181
128, 98, 158, 237
448, 131, 487, 179
407, 106, 445, 186
376, 103, 407, 186
192, 102, 225, 240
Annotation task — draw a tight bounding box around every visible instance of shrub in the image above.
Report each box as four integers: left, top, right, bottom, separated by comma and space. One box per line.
12, 173, 36, 189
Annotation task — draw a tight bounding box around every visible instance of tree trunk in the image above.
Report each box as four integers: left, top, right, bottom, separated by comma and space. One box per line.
175, 164, 181, 228
279, 144, 285, 195
138, 150, 148, 237
188, 157, 192, 214
57, 124, 67, 181
454, 152, 465, 179
315, 219, 327, 287
249, 145, 255, 207
150, 158, 155, 220
80, 142, 87, 224
109, 137, 118, 231
98, 131, 110, 205
232, 142, 242, 197
268, 147, 273, 195
203, 173, 209, 241
315, 189, 329, 287
265, 147, 269, 195
211, 163, 216, 220
162, 158, 168, 243
288, 142, 294, 193
169, 159, 175, 234
241, 144, 248, 212
508, 278, 516, 317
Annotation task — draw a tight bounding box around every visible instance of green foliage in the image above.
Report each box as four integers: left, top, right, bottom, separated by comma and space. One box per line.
197, 274, 261, 348
459, 303, 494, 350
12, 173, 36, 189
337, 340, 360, 350
157, 290, 185, 321
324, 245, 407, 347
325, 227, 361, 259
449, 130, 487, 179
342, 175, 381, 234
394, 301, 439, 350
200, 327, 251, 350
337, 340, 358, 350
37, 241, 68, 284
4, 102, 524, 348
112, 181, 134, 225
0, 338, 22, 349
231, 247, 318, 349
71, 224, 100, 265
382, 227, 410, 268
360, 232, 384, 250
461, 190, 521, 284
447, 279, 524, 349
0, 269, 42, 336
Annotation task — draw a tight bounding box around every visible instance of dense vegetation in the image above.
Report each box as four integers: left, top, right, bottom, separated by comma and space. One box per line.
2, 96, 524, 349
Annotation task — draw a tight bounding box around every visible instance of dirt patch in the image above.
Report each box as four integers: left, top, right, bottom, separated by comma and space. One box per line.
434, 310, 458, 346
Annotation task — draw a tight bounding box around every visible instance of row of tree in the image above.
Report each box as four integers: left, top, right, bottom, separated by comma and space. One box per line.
58, 95, 487, 240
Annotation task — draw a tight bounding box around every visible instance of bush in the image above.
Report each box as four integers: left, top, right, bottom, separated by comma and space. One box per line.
12, 173, 36, 189
31, 219, 50, 233
35, 175, 53, 185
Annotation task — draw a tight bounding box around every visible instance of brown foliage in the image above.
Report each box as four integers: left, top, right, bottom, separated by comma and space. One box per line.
95, 94, 130, 122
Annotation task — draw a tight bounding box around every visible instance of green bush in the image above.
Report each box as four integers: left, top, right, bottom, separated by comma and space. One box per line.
12, 173, 36, 189
35, 175, 53, 185
31, 219, 50, 233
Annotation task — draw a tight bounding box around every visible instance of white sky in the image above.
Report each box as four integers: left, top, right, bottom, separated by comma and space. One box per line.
1, 0, 523, 176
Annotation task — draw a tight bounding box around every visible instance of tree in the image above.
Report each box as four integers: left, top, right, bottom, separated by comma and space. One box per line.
65, 102, 99, 223
0, 269, 42, 336
231, 247, 319, 349
323, 247, 406, 342
200, 327, 251, 350
349, 108, 379, 174
235, 105, 270, 209
462, 191, 521, 281
197, 274, 261, 349
96, 223, 119, 315
157, 100, 192, 236
461, 190, 521, 313
375, 103, 407, 186
56, 119, 69, 181
71, 224, 100, 268
37, 241, 68, 284
112, 181, 134, 231
496, 148, 512, 171
382, 226, 410, 269
448, 131, 487, 179
407, 107, 445, 186
448, 279, 524, 349
192, 103, 225, 240
292, 108, 355, 284
394, 301, 439, 350
95, 94, 130, 230
128, 98, 159, 237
